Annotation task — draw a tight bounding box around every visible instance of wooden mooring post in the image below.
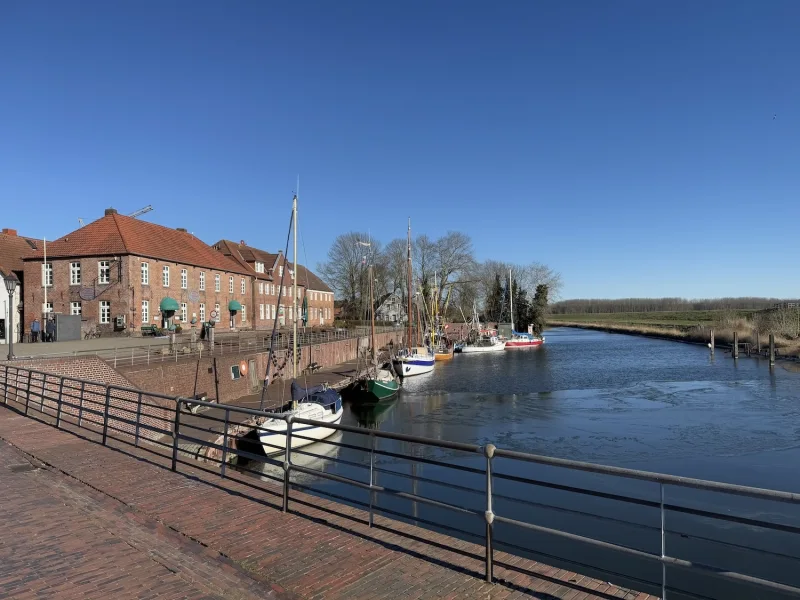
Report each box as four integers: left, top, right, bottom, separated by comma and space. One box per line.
732, 332, 739, 359
769, 334, 775, 366
709, 329, 715, 354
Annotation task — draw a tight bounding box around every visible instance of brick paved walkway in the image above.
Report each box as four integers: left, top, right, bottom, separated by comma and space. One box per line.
0, 404, 658, 600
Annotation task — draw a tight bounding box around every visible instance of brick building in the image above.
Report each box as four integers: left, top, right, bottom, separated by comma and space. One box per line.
22, 209, 253, 335
214, 240, 334, 329
0, 228, 38, 344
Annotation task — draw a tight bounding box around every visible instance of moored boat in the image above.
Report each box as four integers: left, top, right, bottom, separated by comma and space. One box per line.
504, 331, 544, 348
461, 336, 506, 352
393, 346, 435, 376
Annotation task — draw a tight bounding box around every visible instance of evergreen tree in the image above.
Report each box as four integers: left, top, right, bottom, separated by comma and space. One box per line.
484, 273, 504, 323
531, 284, 550, 335
512, 278, 532, 331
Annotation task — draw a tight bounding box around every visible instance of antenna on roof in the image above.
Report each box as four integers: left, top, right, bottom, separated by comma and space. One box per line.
128, 205, 153, 218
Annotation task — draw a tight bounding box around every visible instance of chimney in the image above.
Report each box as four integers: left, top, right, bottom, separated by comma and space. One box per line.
1, 228, 17, 236
105, 208, 118, 215
176, 227, 187, 233
240, 240, 246, 246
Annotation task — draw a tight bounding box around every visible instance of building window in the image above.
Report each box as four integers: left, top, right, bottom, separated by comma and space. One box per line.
141, 262, 149, 285
70, 262, 81, 285
259, 304, 264, 320
199, 272, 205, 291
181, 269, 187, 289
255, 261, 264, 273
279, 266, 283, 277
44, 302, 53, 315
141, 300, 149, 324
162, 266, 170, 287
215, 303, 220, 320
271, 304, 276, 320
181, 302, 188, 323
258, 282, 263, 295
241, 278, 246, 295
98, 261, 110, 285
42, 262, 53, 287
70, 301, 82, 316
215, 274, 220, 292
229, 276, 234, 294
297, 288, 301, 299
241, 305, 246, 322
100, 301, 110, 324
199, 303, 205, 322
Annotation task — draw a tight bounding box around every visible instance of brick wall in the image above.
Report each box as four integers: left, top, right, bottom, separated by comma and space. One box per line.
1, 357, 172, 442
118, 331, 398, 404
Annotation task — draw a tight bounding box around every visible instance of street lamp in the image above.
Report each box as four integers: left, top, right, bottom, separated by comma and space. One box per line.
4, 272, 19, 360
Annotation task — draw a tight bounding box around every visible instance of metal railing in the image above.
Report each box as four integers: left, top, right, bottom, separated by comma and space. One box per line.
8, 326, 399, 367
2, 363, 800, 599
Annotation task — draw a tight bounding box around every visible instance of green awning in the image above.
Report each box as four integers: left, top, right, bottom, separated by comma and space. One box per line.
160, 297, 179, 312
228, 300, 242, 311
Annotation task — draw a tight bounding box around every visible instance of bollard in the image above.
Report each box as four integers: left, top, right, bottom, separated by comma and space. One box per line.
733, 332, 739, 359
769, 334, 775, 366
709, 329, 715, 355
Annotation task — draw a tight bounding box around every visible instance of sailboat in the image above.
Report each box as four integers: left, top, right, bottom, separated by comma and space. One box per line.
393, 219, 435, 377
431, 273, 454, 361
352, 258, 400, 402
458, 302, 506, 353
504, 268, 544, 349
257, 194, 344, 454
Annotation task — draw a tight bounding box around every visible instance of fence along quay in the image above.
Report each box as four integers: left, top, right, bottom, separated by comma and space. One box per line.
2, 363, 800, 599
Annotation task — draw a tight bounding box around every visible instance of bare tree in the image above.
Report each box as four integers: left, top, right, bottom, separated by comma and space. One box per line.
317, 232, 382, 319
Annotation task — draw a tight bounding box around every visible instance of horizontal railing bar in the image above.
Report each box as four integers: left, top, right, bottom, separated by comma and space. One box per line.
494, 515, 800, 596
371, 465, 484, 496
494, 449, 800, 503
373, 447, 486, 476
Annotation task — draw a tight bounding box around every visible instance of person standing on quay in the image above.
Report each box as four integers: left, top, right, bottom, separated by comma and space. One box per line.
45, 318, 55, 342
31, 318, 40, 342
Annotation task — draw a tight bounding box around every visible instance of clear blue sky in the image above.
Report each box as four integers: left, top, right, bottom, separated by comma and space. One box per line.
2, 1, 799, 299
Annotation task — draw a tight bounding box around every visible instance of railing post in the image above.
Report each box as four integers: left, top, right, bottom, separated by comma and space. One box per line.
102, 387, 112, 444
369, 432, 376, 527
24, 370, 32, 415
78, 381, 85, 427
134, 392, 143, 447
171, 399, 182, 472
2, 366, 8, 404
221, 408, 230, 478
283, 416, 294, 512
484, 444, 495, 583
660, 483, 667, 599
55, 377, 65, 428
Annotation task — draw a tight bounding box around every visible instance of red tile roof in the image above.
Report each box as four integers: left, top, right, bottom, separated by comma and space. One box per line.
0, 229, 38, 276
25, 212, 250, 275
214, 239, 332, 293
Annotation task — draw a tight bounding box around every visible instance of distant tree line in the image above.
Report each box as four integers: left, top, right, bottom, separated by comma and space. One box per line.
550, 297, 796, 314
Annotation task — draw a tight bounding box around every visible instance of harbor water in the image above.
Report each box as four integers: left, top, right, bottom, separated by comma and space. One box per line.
255, 328, 800, 599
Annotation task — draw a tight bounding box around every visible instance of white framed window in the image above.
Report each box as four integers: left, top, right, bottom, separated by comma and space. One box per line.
98, 260, 110, 285
259, 304, 264, 320
181, 269, 187, 289
141, 300, 149, 324
42, 262, 53, 287
70, 262, 81, 285
271, 304, 276, 320
44, 302, 53, 314
214, 303, 220, 320
241, 278, 246, 295
279, 266, 283, 277
141, 262, 149, 285
199, 303, 205, 322
162, 266, 170, 287
229, 276, 234, 294
241, 305, 246, 322
199, 272, 205, 291
259, 282, 263, 295
70, 301, 82, 316
255, 261, 264, 273
297, 288, 301, 299
100, 301, 110, 324
214, 274, 220, 292
181, 302, 188, 323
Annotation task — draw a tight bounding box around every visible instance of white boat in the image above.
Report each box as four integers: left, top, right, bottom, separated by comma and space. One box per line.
504, 268, 544, 349
460, 336, 506, 353
257, 193, 343, 455
393, 346, 435, 376
258, 390, 344, 455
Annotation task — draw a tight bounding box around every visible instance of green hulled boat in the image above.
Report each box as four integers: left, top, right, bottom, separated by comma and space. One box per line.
365, 377, 400, 401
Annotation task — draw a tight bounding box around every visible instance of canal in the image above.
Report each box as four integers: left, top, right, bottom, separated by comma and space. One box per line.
257, 328, 800, 599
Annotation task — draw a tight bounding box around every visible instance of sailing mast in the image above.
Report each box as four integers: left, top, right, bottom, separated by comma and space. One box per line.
406, 219, 412, 348
369, 262, 376, 367
509, 268, 514, 334
292, 195, 298, 379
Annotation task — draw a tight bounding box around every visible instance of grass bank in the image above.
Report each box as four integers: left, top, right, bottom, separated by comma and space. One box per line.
549, 311, 800, 359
